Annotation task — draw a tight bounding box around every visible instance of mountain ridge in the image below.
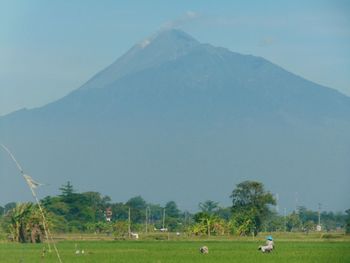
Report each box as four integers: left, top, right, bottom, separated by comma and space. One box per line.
3, 29, 350, 121
1, 29, 349, 211
79, 29, 200, 91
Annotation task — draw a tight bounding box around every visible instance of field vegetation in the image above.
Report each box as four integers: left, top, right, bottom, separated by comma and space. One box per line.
0, 238, 349, 263
1, 181, 349, 262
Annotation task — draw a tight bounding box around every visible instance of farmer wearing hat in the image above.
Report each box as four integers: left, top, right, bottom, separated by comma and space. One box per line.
258, 236, 274, 253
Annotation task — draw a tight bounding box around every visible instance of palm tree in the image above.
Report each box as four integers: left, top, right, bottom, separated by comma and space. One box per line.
7, 203, 45, 243
199, 200, 219, 215
194, 212, 221, 237
8, 203, 33, 242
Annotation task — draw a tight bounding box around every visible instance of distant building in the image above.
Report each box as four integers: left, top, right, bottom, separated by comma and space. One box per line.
106, 207, 112, 222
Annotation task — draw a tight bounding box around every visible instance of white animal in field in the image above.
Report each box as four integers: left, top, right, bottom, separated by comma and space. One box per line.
131, 232, 139, 239
199, 246, 209, 254
75, 243, 80, 254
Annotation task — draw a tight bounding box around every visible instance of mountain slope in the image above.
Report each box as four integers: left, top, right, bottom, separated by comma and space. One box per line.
1, 29, 349, 211
80, 30, 200, 90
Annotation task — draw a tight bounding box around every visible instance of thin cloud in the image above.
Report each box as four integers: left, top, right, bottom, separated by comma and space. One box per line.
259, 37, 275, 47
161, 11, 200, 30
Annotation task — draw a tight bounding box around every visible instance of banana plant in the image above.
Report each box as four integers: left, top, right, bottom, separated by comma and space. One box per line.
6, 203, 46, 243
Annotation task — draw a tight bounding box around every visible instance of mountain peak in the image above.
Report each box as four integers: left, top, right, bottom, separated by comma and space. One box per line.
2, 29, 350, 212
80, 29, 200, 90
136, 28, 199, 50
148, 28, 198, 44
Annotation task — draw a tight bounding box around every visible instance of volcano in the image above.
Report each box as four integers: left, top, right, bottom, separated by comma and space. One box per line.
1, 29, 349, 211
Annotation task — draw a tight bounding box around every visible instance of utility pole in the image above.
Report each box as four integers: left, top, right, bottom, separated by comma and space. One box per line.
284, 208, 287, 232
145, 207, 148, 233
128, 207, 131, 238
275, 193, 279, 213
317, 203, 322, 231
295, 192, 299, 214
148, 207, 151, 226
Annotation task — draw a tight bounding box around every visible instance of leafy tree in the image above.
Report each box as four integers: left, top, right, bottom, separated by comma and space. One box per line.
286, 211, 302, 232
230, 210, 255, 236
113, 221, 129, 238
126, 196, 147, 224
320, 211, 345, 231
7, 203, 33, 242
43, 183, 111, 231
42, 196, 69, 216
230, 181, 276, 235
81, 191, 110, 221
189, 222, 207, 236
303, 220, 315, 234
216, 207, 232, 221
0, 206, 4, 217
199, 200, 219, 215
193, 212, 220, 236
110, 202, 128, 221
165, 201, 180, 218
298, 206, 318, 224
126, 196, 147, 210
212, 217, 227, 235
5, 203, 48, 243
164, 201, 181, 231
4, 202, 16, 214
166, 217, 180, 231
345, 209, 350, 234
59, 181, 75, 201
148, 204, 163, 224
85, 221, 112, 234
261, 211, 285, 232
296, 206, 346, 231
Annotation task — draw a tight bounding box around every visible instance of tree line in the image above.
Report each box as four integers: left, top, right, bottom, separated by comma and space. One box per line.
0, 180, 349, 243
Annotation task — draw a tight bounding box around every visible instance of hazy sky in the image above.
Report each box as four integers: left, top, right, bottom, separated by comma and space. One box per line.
1, 0, 349, 116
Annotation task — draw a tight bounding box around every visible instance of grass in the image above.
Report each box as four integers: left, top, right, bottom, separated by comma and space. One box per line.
0, 239, 349, 263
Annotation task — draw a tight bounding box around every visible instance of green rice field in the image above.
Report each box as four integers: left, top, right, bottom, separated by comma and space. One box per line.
0, 239, 349, 263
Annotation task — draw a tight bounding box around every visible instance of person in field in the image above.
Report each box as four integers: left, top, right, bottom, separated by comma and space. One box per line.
199, 246, 209, 254
258, 236, 274, 253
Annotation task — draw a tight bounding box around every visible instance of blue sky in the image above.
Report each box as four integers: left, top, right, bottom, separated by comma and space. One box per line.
1, 0, 349, 116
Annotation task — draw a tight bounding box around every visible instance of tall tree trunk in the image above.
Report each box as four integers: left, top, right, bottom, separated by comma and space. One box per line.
19, 223, 27, 243
30, 224, 42, 243
207, 219, 210, 237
